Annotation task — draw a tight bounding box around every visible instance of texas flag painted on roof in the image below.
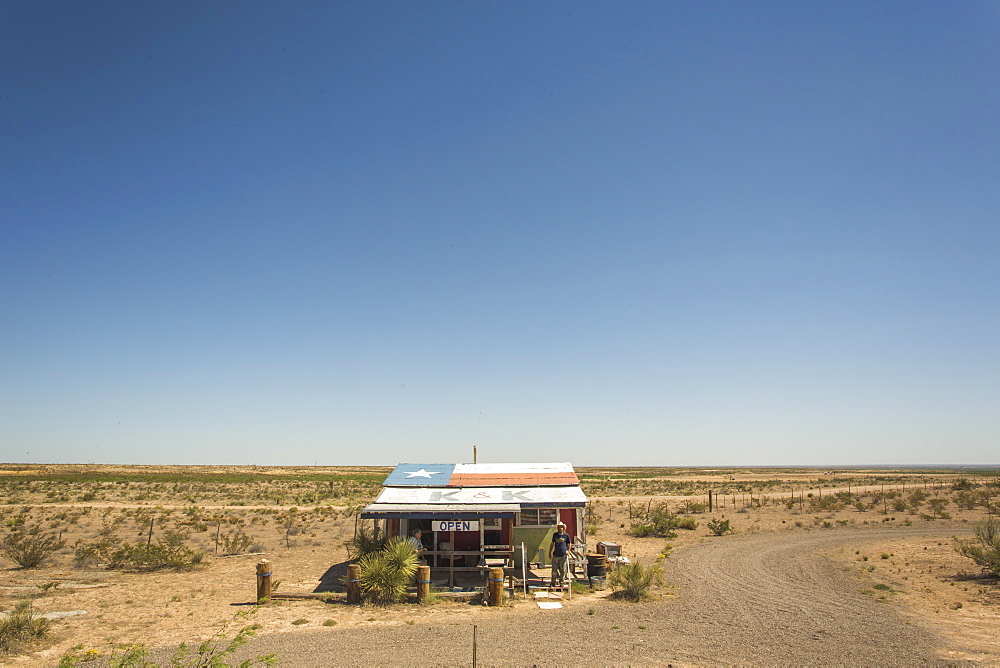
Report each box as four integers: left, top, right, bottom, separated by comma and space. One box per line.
383, 463, 579, 487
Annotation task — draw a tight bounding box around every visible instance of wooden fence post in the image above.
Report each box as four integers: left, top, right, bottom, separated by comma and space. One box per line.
346, 563, 361, 604
256, 559, 272, 602
416, 565, 430, 603
487, 567, 504, 606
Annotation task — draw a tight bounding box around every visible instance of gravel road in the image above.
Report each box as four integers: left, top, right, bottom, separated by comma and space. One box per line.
245, 526, 964, 666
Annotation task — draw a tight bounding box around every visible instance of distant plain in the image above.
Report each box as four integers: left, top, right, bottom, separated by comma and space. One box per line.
1, 464, 997, 665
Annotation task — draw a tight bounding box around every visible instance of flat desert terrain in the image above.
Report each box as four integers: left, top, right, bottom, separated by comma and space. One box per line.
1, 465, 998, 666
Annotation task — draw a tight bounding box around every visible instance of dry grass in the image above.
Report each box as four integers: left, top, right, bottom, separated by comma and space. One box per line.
0, 464, 996, 665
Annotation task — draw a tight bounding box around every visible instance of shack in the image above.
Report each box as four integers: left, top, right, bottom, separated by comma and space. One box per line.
360, 462, 588, 585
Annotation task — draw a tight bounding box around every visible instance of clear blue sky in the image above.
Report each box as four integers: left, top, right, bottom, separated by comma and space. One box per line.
2, 1, 998, 466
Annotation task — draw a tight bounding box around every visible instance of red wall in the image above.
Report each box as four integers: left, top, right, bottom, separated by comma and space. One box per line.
559, 508, 578, 539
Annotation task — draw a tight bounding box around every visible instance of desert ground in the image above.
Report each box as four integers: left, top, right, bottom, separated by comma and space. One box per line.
1, 465, 998, 666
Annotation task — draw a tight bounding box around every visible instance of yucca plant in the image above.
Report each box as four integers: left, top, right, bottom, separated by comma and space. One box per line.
357, 537, 419, 606
345, 522, 389, 560
608, 560, 662, 602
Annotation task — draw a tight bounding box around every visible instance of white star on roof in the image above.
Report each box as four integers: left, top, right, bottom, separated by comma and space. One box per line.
405, 469, 439, 478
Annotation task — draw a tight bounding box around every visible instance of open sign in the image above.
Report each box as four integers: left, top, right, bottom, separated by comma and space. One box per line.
432, 520, 479, 532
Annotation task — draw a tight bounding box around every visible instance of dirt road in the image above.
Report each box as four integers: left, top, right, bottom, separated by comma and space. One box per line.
242, 526, 963, 666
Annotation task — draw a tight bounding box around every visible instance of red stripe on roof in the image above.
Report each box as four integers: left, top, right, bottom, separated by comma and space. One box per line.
448, 471, 580, 487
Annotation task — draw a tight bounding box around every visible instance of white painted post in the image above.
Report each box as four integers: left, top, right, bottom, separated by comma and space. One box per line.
566, 547, 573, 600
521, 541, 527, 599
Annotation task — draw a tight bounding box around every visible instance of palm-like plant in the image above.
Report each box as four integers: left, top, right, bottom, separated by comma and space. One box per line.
357, 537, 419, 606
345, 522, 389, 561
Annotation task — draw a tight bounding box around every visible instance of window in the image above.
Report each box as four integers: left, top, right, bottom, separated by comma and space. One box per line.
518, 509, 557, 526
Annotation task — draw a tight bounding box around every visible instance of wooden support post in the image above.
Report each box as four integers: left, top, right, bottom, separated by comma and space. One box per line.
346, 563, 361, 604
256, 559, 272, 603
487, 567, 504, 607
416, 565, 430, 603
708, 489, 713, 513
449, 531, 455, 588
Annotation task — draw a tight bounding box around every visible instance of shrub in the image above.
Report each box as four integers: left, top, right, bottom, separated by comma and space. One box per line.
75, 530, 202, 571
907, 490, 928, 513
629, 503, 683, 538
954, 518, 1000, 577
954, 490, 980, 510
926, 498, 951, 519
675, 517, 698, 530
808, 496, 844, 512
677, 500, 706, 514
0, 599, 50, 654
107, 608, 276, 667
1, 525, 64, 569
345, 522, 388, 560
220, 530, 255, 556
608, 560, 662, 602
357, 537, 418, 606
707, 518, 732, 536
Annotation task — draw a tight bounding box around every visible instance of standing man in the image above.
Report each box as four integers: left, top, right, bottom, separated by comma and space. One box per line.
548, 521, 572, 587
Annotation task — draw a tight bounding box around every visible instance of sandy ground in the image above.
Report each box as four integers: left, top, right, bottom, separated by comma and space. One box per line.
240, 526, 979, 666
1, 469, 998, 666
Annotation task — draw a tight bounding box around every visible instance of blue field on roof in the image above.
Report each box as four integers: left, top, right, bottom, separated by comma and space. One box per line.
382, 464, 457, 486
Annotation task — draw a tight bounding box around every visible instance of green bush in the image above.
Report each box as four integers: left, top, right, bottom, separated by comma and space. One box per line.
707, 518, 732, 536
104, 608, 276, 667
608, 560, 662, 602
220, 530, 255, 556
0, 599, 50, 654
629, 503, 684, 538
955, 518, 1000, 577
677, 500, 706, 514
357, 537, 418, 606
954, 490, 980, 510
1, 525, 64, 568
926, 498, 951, 519
345, 522, 388, 560
808, 496, 845, 512
74, 530, 202, 571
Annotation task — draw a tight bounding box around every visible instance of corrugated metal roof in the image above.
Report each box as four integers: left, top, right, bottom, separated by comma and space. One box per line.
363, 503, 521, 513
360, 503, 520, 519
373, 485, 587, 507
382, 462, 579, 487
